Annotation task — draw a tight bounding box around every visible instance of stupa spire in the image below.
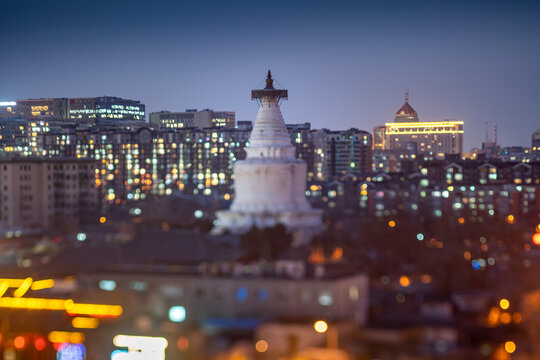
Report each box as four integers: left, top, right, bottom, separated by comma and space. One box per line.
265, 70, 274, 89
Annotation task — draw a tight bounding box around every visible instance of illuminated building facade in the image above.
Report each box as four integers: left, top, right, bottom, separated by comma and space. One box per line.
0, 157, 99, 230
212, 111, 236, 128
68, 96, 145, 124
39, 123, 346, 205
0, 118, 58, 156
0, 98, 69, 118
533, 128, 540, 161
305, 159, 540, 219
42, 127, 251, 203
0, 97, 145, 125
373, 93, 464, 157
149, 109, 235, 129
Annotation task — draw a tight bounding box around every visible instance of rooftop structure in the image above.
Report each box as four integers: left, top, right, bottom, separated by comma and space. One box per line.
394, 90, 419, 122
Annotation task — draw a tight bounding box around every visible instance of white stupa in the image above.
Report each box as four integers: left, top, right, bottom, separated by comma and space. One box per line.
214, 70, 323, 239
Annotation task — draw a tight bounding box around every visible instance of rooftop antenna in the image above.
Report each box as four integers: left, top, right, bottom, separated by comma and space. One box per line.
484, 122, 489, 143
494, 123, 498, 145
405, 89, 409, 104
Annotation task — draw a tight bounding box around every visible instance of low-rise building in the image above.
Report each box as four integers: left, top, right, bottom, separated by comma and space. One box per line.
0, 157, 99, 231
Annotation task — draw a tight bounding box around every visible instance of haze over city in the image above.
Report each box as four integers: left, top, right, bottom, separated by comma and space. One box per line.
2, 0, 539, 149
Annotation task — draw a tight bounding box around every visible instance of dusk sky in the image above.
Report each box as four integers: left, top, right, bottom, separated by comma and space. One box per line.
2, 0, 539, 150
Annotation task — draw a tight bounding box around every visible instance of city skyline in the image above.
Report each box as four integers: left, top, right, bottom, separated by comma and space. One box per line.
2, 0, 539, 150
1, 1, 540, 357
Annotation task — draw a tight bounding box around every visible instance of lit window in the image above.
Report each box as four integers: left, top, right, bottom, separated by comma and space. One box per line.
318, 291, 333, 306
99, 280, 116, 291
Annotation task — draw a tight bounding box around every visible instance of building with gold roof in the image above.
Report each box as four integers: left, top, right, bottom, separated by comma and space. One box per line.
373, 92, 463, 157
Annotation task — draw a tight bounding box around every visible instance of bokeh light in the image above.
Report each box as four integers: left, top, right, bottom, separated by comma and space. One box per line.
499, 299, 510, 310
314, 320, 328, 333
255, 340, 268, 353
504, 341, 516, 354
14, 336, 26, 350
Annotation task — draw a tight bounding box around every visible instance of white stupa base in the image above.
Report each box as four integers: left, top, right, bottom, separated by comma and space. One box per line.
213, 208, 324, 245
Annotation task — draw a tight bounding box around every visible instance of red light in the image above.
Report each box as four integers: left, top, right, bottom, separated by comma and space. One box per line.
532, 233, 540, 245
34, 337, 47, 351
14, 336, 26, 350
177, 336, 189, 351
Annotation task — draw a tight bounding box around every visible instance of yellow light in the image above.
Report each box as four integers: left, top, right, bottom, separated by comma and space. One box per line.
0, 297, 122, 317
0, 282, 8, 297
504, 341, 516, 354
532, 233, 540, 245
388, 220, 396, 228
0, 279, 25, 287
500, 299, 510, 310
255, 340, 268, 353
314, 320, 328, 333
48, 331, 85, 344
385, 121, 464, 127
100, 216, 107, 223
13, 277, 33, 298
66, 302, 123, 317
399, 276, 410, 287
0, 297, 69, 310
506, 215, 515, 224
458, 217, 465, 224
31, 279, 54, 291
72, 317, 100, 329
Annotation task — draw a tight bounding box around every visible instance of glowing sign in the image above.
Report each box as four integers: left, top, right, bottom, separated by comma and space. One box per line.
0, 277, 55, 294
66, 301, 123, 317
48, 331, 85, 344
112, 335, 168, 360
0, 101, 16, 106
72, 317, 100, 329
0, 296, 123, 317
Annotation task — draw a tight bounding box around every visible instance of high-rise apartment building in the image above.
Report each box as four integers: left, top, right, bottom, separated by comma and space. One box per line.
149, 109, 235, 129
0, 157, 99, 230
324, 128, 372, 177
373, 92, 463, 157
69, 96, 145, 124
